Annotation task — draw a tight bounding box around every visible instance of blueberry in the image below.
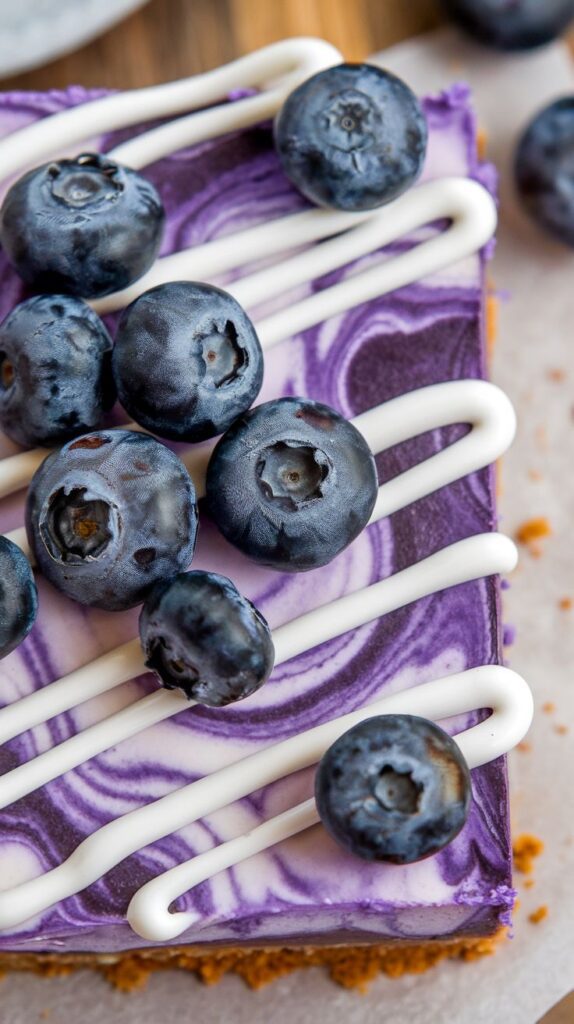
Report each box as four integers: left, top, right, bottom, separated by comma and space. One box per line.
112, 281, 263, 442
442, 0, 574, 50
139, 571, 275, 707
0, 295, 114, 447
205, 397, 378, 572
315, 715, 471, 864
0, 154, 164, 298
515, 98, 574, 246
25, 430, 197, 611
0, 536, 38, 659
274, 64, 427, 212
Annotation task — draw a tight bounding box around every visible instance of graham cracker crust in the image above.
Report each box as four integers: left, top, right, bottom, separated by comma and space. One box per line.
0, 932, 506, 992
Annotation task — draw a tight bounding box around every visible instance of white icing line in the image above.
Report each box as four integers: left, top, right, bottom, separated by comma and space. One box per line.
0, 639, 142, 747
0, 688, 184, 812
93, 177, 496, 318
127, 664, 533, 942
0, 532, 516, 811
0, 661, 532, 934
106, 38, 341, 171
271, 532, 517, 666
92, 206, 374, 316
0, 449, 48, 500
0, 39, 341, 187
359, 380, 516, 523
245, 179, 497, 349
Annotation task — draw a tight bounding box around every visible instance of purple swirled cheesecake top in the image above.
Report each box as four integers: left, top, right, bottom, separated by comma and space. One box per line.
0, 83, 512, 953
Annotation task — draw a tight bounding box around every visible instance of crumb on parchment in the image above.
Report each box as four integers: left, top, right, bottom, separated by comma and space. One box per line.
513, 834, 544, 874
515, 517, 552, 545
528, 906, 548, 925
546, 368, 566, 383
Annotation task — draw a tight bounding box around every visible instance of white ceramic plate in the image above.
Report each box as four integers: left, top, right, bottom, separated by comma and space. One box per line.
0, 0, 149, 79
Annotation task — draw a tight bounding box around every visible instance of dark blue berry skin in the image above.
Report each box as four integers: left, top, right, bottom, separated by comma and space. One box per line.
25, 430, 197, 611
515, 98, 574, 246
0, 295, 114, 447
443, 0, 574, 50
0, 153, 164, 299
0, 536, 38, 659
315, 715, 471, 864
205, 397, 378, 572
112, 281, 263, 442
139, 571, 275, 707
274, 64, 427, 212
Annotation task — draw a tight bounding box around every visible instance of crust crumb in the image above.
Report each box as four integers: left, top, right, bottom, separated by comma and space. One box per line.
485, 293, 498, 357
517, 741, 532, 753
528, 905, 548, 925
523, 879, 535, 889
0, 934, 506, 993
553, 724, 568, 736
515, 517, 552, 552
558, 597, 572, 611
542, 702, 555, 714
513, 834, 544, 874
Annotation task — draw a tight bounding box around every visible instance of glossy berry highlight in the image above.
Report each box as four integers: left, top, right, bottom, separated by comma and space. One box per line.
139, 571, 275, 707
206, 397, 378, 572
0, 537, 38, 659
515, 97, 574, 247
315, 715, 471, 864
25, 430, 198, 611
0, 154, 164, 298
274, 63, 427, 211
112, 281, 263, 442
0, 295, 114, 447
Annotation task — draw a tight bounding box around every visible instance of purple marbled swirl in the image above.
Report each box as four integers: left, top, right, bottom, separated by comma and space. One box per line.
0, 84, 512, 953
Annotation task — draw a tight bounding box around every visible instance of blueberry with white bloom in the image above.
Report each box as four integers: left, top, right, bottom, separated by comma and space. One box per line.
26, 430, 197, 611
139, 571, 275, 707
206, 396, 378, 571
315, 715, 472, 864
515, 97, 574, 246
443, 0, 574, 51
0, 295, 114, 447
0, 154, 164, 298
112, 281, 264, 442
0, 537, 38, 659
274, 64, 427, 211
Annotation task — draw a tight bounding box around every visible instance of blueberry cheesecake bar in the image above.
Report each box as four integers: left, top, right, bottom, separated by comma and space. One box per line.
0, 41, 531, 990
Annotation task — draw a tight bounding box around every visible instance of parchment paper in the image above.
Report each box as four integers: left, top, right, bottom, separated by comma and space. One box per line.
1, 27, 573, 1024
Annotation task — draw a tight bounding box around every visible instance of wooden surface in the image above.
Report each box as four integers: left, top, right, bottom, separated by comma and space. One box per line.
0, 0, 444, 91
0, 2, 572, 1021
